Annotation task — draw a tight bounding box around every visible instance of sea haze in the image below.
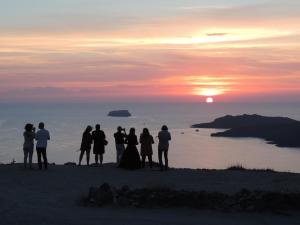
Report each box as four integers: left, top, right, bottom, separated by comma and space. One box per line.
0, 102, 300, 172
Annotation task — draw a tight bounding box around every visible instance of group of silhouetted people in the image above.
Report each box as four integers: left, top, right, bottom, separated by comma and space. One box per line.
79, 125, 171, 171
23, 123, 171, 171
79, 124, 107, 166
23, 122, 50, 170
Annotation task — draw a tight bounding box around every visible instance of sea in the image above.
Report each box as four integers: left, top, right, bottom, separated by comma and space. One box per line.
0, 102, 300, 173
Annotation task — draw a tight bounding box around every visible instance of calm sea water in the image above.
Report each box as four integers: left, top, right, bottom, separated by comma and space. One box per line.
0, 102, 300, 172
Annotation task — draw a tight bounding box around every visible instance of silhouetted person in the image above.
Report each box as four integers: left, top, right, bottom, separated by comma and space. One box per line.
139, 128, 154, 168
23, 123, 35, 169
79, 125, 93, 166
92, 124, 107, 166
158, 125, 171, 171
119, 128, 141, 170
114, 126, 126, 166
35, 122, 50, 170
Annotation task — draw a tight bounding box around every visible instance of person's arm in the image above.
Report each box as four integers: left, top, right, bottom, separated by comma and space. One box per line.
47, 131, 50, 140
168, 132, 171, 141
151, 136, 154, 144
31, 132, 35, 140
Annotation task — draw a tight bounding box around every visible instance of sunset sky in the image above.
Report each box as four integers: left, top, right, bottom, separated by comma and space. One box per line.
1, 0, 300, 102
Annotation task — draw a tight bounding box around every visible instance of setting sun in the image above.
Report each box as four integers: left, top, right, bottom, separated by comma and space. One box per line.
206, 97, 214, 103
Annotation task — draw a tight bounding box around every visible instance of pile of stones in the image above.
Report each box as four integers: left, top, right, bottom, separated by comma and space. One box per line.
81, 183, 300, 212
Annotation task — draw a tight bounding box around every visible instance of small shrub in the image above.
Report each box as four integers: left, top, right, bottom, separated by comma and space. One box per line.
227, 164, 246, 171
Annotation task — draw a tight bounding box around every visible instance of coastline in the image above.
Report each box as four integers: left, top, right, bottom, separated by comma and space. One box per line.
1, 163, 300, 225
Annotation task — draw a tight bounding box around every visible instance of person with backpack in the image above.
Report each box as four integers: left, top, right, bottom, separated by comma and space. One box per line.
92, 124, 107, 166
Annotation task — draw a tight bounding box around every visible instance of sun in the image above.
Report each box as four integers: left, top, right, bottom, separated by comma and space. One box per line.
206, 97, 214, 103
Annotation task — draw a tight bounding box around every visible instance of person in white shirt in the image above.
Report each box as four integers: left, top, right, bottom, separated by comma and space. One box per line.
35, 122, 50, 170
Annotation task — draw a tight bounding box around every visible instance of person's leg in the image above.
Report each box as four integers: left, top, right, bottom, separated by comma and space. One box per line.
120, 145, 125, 164
86, 150, 90, 165
95, 154, 99, 164
41, 148, 48, 169
116, 145, 123, 165
164, 150, 168, 170
23, 149, 28, 168
79, 151, 84, 165
29, 149, 33, 169
116, 145, 120, 165
141, 155, 146, 168
100, 154, 103, 166
148, 155, 153, 168
36, 148, 42, 170
158, 149, 163, 171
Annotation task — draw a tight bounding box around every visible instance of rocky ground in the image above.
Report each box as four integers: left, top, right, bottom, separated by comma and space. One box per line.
1, 163, 300, 225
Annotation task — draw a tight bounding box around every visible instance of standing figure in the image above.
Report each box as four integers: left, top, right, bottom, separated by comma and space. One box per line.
158, 125, 171, 171
92, 124, 106, 166
23, 123, 35, 169
79, 125, 93, 166
35, 122, 50, 170
114, 126, 126, 166
119, 128, 141, 170
139, 128, 154, 168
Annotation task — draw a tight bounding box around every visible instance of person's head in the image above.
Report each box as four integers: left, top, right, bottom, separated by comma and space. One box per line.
38, 122, 45, 129
142, 128, 150, 136
129, 127, 135, 135
95, 124, 100, 130
161, 125, 168, 131
117, 126, 122, 132
24, 123, 33, 132
85, 125, 93, 133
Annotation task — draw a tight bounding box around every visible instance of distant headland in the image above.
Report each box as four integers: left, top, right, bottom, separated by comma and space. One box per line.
107, 110, 131, 117
191, 114, 300, 148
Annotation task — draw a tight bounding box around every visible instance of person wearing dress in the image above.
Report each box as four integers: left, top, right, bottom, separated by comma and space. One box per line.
114, 126, 126, 166
23, 123, 35, 169
158, 125, 171, 171
139, 128, 154, 168
35, 122, 50, 170
119, 128, 141, 170
79, 125, 93, 166
92, 124, 107, 166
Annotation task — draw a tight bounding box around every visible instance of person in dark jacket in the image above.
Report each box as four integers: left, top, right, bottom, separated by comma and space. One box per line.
79, 125, 93, 166
92, 124, 107, 166
158, 125, 171, 171
139, 128, 154, 168
119, 128, 141, 170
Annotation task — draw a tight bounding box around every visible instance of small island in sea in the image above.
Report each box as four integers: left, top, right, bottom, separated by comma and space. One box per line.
191, 114, 300, 148
107, 110, 131, 117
